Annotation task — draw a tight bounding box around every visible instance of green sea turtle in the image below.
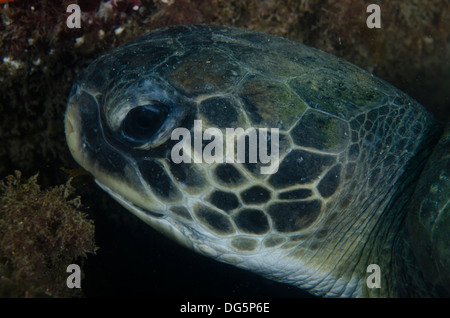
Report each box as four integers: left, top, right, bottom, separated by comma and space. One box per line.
64, 25, 449, 297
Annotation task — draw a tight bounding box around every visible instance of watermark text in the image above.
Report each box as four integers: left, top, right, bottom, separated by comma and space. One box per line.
171, 120, 279, 174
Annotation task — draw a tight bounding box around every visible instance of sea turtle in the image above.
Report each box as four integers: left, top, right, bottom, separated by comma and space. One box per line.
64, 25, 449, 297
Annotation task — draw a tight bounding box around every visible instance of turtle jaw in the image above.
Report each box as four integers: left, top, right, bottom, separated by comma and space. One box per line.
95, 179, 194, 250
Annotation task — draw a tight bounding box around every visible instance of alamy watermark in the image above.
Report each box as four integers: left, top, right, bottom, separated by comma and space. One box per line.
66, 4, 81, 29
66, 264, 81, 289
366, 264, 381, 289
66, 3, 381, 29
366, 4, 381, 29
170, 120, 280, 174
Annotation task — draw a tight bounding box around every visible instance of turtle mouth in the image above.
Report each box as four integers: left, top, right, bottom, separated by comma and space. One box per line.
95, 179, 164, 219
95, 178, 194, 250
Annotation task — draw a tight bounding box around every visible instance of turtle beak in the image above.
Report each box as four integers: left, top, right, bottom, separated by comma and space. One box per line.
64, 84, 103, 170
65, 86, 86, 168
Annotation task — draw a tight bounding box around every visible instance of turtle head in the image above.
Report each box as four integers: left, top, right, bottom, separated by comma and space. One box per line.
66, 25, 448, 297
64, 33, 283, 257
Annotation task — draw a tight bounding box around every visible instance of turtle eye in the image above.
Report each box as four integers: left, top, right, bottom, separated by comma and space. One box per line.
120, 103, 168, 144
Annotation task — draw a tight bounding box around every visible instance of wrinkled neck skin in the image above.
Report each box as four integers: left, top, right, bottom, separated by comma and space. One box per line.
324, 124, 441, 298
361, 133, 438, 298
325, 125, 442, 298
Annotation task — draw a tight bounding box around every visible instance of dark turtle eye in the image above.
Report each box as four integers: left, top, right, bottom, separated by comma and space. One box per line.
120, 103, 168, 144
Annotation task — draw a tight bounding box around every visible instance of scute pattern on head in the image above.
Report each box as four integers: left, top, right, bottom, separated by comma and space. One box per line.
65, 25, 440, 297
